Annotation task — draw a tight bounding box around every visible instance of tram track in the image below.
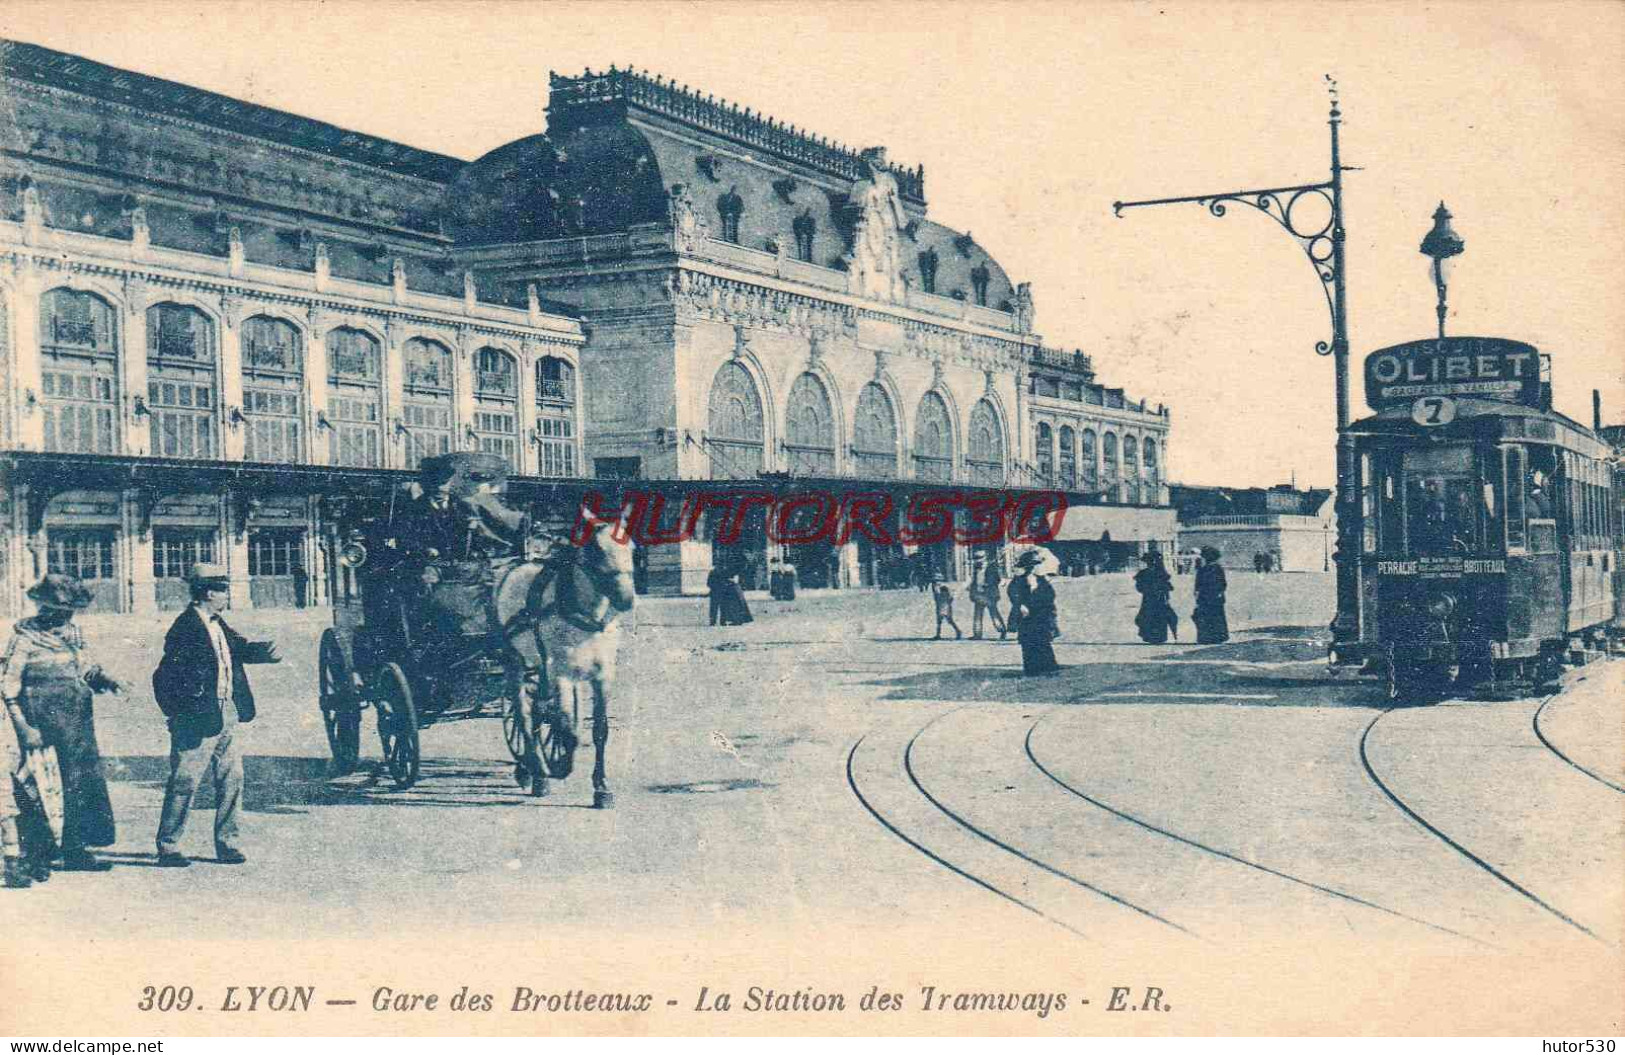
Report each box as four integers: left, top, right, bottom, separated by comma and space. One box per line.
1532, 691, 1625, 796
1022, 711, 1484, 946
844, 731, 1088, 940
900, 707, 1194, 937
1358, 700, 1603, 943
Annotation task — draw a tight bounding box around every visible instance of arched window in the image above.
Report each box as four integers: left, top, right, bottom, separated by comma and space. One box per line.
965, 399, 1005, 487
913, 391, 953, 482
535, 356, 577, 478
1081, 428, 1098, 491
717, 188, 743, 244
1059, 425, 1077, 490
399, 337, 452, 470
852, 383, 898, 478
785, 373, 836, 475
473, 347, 519, 470
1123, 435, 1140, 503
39, 289, 118, 453
326, 327, 382, 468
1143, 437, 1159, 489
241, 316, 303, 463
970, 263, 990, 307
1035, 422, 1054, 484
792, 210, 816, 263
1102, 432, 1119, 501
536, 356, 575, 406
917, 248, 939, 295
706, 360, 764, 478
146, 302, 217, 459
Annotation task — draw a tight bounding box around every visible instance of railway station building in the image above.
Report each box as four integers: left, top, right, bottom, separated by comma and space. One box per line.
0, 41, 1174, 611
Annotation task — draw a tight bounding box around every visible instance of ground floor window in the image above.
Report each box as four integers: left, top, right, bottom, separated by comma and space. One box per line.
248, 528, 307, 608
45, 528, 121, 612
153, 529, 217, 610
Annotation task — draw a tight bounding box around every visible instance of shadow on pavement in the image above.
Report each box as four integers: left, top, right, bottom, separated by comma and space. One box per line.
103, 754, 595, 810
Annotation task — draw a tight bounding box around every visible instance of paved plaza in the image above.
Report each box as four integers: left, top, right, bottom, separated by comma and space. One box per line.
10, 570, 1618, 957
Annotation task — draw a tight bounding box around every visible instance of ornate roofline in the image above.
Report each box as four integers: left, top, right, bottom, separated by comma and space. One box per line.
1, 39, 464, 183
547, 66, 926, 204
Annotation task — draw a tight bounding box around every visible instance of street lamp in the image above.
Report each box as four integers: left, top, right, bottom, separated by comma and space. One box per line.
1419, 202, 1465, 339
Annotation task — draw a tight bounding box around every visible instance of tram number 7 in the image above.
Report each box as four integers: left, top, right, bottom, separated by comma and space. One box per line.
1411, 396, 1457, 427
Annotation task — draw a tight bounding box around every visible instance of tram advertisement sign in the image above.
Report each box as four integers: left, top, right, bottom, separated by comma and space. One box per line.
1376, 556, 1507, 578
1364, 337, 1543, 410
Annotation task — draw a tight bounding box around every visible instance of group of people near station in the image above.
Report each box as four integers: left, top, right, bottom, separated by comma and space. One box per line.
1, 564, 281, 889
928, 544, 1234, 676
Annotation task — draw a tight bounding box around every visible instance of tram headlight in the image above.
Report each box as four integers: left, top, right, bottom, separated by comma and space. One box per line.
1426, 592, 1457, 620
337, 541, 368, 569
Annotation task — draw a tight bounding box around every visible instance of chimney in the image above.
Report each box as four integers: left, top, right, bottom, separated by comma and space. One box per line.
1594, 389, 1603, 431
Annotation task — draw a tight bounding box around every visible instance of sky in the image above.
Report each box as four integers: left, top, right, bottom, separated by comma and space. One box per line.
3, 0, 1622, 488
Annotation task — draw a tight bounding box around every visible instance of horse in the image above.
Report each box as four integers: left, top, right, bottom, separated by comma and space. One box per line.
497, 522, 636, 808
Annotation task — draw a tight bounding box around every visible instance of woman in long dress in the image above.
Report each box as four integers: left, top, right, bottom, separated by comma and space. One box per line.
1007, 550, 1060, 675
1133, 551, 1178, 644
0, 575, 124, 877
720, 572, 754, 626
1193, 546, 1230, 644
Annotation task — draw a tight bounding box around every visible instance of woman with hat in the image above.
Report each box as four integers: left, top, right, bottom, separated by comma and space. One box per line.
1193, 546, 1230, 645
1006, 548, 1060, 675
0, 574, 123, 880
1133, 551, 1179, 644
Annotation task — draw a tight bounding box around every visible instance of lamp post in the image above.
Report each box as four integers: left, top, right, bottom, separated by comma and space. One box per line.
1113, 82, 1363, 651
1419, 202, 1465, 339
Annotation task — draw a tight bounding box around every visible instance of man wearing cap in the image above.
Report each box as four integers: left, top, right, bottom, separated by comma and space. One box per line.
151, 563, 280, 867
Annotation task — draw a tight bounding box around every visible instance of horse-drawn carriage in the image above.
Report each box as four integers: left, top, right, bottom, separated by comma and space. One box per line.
315, 453, 634, 806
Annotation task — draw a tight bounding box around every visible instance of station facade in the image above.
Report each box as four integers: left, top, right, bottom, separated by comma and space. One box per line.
0, 42, 1173, 611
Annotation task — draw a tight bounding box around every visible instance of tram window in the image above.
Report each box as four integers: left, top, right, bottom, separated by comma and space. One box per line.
1504, 447, 1527, 550
1403, 447, 1480, 555
1360, 453, 1377, 554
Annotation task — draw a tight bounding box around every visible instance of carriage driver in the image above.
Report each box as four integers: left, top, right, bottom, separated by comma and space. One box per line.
395, 452, 531, 565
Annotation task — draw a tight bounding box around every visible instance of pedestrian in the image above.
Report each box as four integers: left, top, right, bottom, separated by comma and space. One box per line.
968, 552, 1007, 640
1193, 546, 1230, 644
151, 564, 281, 867
780, 559, 798, 601
706, 564, 729, 626
1006, 550, 1060, 674
1133, 551, 1179, 644
931, 573, 962, 640
0, 574, 124, 879
767, 558, 784, 601
720, 571, 754, 626
913, 553, 930, 593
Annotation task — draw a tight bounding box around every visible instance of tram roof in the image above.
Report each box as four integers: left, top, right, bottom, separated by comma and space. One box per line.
1349, 398, 1611, 459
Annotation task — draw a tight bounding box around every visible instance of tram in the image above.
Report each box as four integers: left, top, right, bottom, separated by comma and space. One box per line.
1340, 336, 1623, 699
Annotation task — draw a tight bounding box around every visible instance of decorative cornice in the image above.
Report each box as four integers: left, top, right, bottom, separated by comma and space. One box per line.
547, 66, 925, 203
3, 247, 582, 349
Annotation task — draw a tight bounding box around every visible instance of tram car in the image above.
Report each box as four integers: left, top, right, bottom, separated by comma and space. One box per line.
317, 453, 578, 790
1342, 337, 1623, 699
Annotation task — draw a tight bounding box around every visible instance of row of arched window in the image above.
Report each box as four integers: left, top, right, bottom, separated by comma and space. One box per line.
706, 360, 1008, 484
36, 289, 578, 475
1034, 420, 1162, 501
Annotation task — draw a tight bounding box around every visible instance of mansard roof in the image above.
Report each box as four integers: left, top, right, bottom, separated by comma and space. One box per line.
546, 67, 925, 204
0, 39, 463, 183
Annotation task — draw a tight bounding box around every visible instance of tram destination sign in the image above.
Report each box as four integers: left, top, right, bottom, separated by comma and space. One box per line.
1364, 337, 1543, 410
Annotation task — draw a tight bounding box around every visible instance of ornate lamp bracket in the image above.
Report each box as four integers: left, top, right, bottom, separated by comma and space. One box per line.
1114, 181, 1340, 356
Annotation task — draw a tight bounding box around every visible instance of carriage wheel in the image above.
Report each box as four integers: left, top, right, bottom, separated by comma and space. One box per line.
318, 630, 361, 775
376, 663, 421, 789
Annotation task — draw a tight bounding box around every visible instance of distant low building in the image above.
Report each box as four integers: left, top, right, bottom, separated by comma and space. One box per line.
1171, 484, 1333, 572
